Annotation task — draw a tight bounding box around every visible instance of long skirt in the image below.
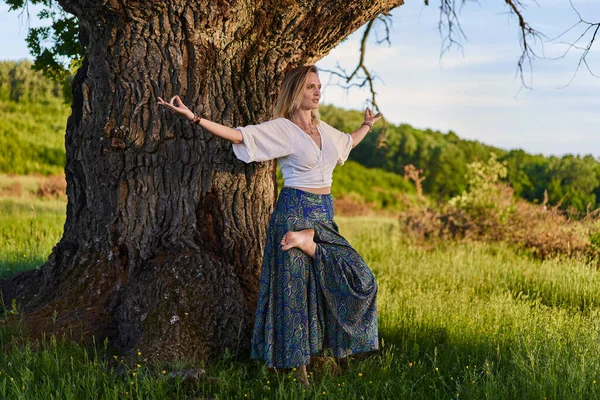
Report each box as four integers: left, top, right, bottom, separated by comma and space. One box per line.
250, 187, 379, 369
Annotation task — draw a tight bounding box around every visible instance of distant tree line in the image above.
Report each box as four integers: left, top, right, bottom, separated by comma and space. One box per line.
320, 105, 600, 213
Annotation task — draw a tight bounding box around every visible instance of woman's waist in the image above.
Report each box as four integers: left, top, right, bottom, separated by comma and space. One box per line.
284, 185, 331, 195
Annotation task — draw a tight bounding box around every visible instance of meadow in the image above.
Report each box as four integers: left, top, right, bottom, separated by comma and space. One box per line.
2, 60, 599, 399
2, 185, 600, 399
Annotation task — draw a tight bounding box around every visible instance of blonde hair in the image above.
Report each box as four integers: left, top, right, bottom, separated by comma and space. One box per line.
273, 65, 320, 126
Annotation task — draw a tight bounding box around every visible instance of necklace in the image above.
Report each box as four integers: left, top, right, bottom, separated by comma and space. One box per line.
294, 122, 316, 136
296, 123, 315, 135
291, 117, 322, 149
295, 122, 321, 148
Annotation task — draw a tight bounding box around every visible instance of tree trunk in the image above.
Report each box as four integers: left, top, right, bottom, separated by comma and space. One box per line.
0, 0, 403, 362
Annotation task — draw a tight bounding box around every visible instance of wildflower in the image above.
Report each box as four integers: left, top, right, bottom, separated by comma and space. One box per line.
456, 394, 460, 397
130, 381, 134, 385
408, 362, 413, 367
132, 372, 137, 377
21, 386, 24, 390
136, 364, 141, 368
322, 392, 326, 395
338, 383, 341, 387
466, 366, 469, 369
293, 378, 297, 382
358, 373, 363, 377
113, 355, 118, 360
594, 381, 597, 385
10, 377, 14, 382
293, 367, 297, 371
125, 392, 128, 395
267, 381, 270, 384
435, 367, 439, 372
162, 370, 166, 375
486, 370, 489, 374
137, 350, 142, 356
472, 380, 475, 384
244, 395, 248, 397
369, 381, 372, 384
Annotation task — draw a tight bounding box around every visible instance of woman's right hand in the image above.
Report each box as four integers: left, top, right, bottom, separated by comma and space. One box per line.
157, 95, 195, 121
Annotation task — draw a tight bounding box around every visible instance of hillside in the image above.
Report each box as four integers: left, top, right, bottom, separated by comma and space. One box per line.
2, 60, 599, 213
0, 60, 69, 175
320, 105, 600, 212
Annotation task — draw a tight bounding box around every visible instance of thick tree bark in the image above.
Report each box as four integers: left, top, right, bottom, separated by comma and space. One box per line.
0, 0, 403, 362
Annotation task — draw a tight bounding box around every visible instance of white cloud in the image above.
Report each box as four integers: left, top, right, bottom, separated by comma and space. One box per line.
316, 0, 600, 157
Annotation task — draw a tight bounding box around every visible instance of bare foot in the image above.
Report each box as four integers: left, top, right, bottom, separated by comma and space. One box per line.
296, 365, 310, 387
309, 356, 342, 376
280, 229, 317, 258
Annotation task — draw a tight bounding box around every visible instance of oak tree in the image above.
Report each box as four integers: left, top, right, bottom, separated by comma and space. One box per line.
2, 0, 598, 363
0, 0, 405, 363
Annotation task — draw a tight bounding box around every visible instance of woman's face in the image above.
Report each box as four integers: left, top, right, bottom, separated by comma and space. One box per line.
299, 72, 321, 111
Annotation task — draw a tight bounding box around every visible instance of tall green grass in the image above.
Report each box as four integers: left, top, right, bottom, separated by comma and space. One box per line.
2, 200, 600, 398
0, 197, 65, 277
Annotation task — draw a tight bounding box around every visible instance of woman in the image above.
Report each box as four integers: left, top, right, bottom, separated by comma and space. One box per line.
158, 65, 381, 385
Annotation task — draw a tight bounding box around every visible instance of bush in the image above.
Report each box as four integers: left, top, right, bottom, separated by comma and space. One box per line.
401, 155, 600, 260
36, 175, 67, 198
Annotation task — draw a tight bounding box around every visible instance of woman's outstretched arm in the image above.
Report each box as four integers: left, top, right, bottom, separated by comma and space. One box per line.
157, 95, 243, 144
349, 107, 382, 148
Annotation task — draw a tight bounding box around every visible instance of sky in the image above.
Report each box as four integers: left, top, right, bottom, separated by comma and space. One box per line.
316, 1, 600, 158
1, 1, 599, 158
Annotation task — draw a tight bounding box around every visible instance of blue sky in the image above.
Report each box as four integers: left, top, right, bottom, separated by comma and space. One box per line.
1, 1, 599, 157
316, 1, 600, 158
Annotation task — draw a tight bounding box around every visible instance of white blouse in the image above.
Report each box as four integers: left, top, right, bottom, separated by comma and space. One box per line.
232, 118, 353, 188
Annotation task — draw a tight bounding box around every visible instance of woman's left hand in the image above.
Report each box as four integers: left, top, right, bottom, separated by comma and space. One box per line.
157, 95, 195, 121
364, 107, 382, 127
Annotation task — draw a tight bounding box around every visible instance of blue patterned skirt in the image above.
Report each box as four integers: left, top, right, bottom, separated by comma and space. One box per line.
250, 187, 379, 368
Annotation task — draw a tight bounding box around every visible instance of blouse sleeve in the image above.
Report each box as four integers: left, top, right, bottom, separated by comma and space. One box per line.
232, 118, 293, 163
321, 121, 353, 165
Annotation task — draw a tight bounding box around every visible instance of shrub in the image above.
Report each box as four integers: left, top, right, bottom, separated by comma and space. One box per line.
0, 182, 22, 197
37, 174, 67, 198
401, 155, 600, 260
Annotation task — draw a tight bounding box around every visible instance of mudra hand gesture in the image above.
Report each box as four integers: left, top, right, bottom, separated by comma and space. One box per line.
363, 107, 382, 130
157, 95, 195, 121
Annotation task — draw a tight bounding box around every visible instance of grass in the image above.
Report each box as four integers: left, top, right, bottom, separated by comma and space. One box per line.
0, 197, 65, 278
0, 99, 69, 175
2, 198, 600, 398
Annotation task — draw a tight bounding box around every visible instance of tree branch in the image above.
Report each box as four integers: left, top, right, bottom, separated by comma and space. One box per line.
437, 0, 471, 57
503, 0, 546, 88
548, 0, 599, 88
434, 0, 547, 88
320, 14, 392, 148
